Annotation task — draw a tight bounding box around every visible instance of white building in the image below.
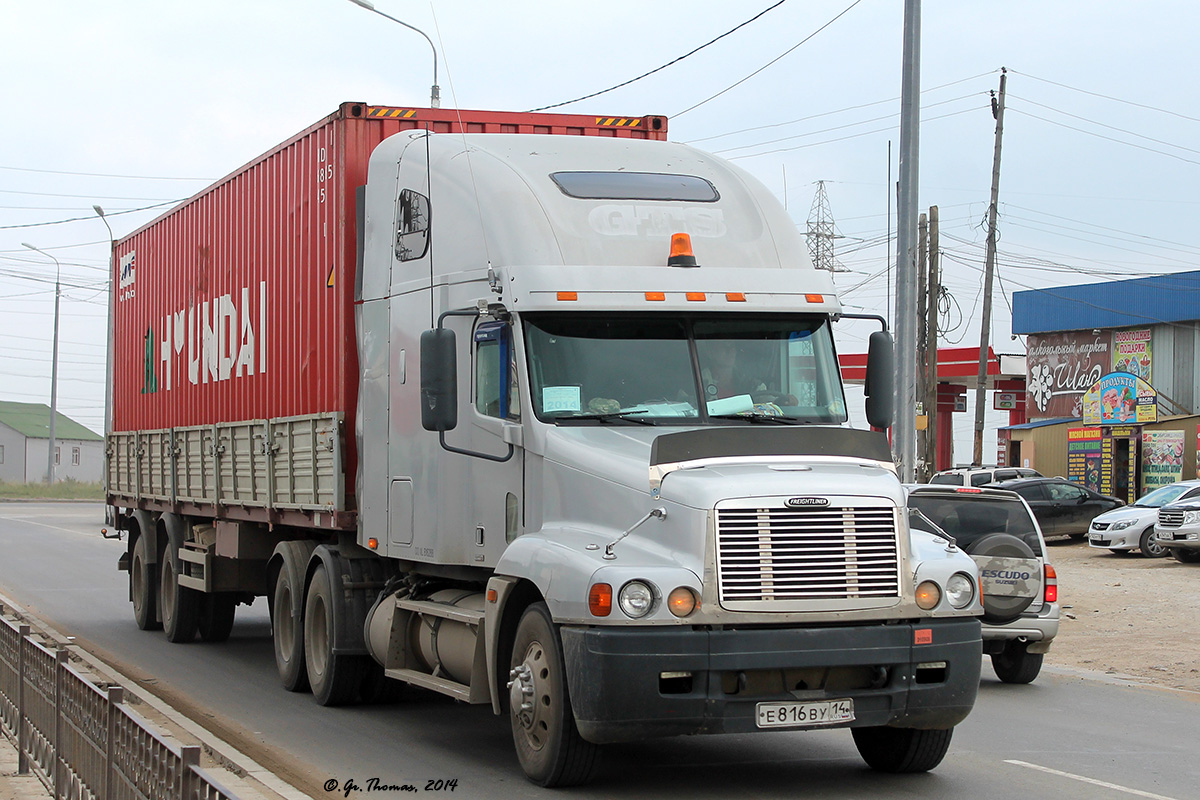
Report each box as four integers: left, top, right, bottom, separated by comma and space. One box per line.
0, 401, 103, 484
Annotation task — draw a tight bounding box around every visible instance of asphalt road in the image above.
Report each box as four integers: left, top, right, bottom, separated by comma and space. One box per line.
1, 502, 1197, 800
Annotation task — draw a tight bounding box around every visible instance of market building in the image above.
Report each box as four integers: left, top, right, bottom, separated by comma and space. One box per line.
1005, 270, 1200, 502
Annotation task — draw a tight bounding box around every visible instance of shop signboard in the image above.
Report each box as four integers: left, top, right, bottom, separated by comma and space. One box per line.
1142, 430, 1185, 492
1026, 331, 1110, 419
1082, 372, 1158, 425
1113, 328, 1152, 382
1067, 426, 1104, 491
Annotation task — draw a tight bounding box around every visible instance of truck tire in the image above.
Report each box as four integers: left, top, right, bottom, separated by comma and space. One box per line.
160, 547, 200, 643
198, 593, 237, 642
991, 640, 1043, 684
131, 533, 161, 631
508, 602, 600, 787
852, 726, 953, 773
1172, 548, 1200, 564
304, 562, 366, 706
1138, 528, 1168, 558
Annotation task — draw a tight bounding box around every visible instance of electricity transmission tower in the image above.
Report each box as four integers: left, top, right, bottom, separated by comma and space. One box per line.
806, 181, 848, 273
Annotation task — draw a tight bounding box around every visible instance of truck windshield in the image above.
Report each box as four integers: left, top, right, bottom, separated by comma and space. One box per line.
521, 313, 848, 424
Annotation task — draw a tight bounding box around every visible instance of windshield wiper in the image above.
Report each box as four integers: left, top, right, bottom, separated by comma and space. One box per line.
708, 412, 800, 424
554, 410, 657, 425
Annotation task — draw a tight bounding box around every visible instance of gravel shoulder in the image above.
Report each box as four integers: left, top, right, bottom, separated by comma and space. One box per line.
1040, 536, 1200, 693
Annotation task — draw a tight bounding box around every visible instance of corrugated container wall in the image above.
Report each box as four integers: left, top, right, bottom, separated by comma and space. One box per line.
111, 103, 668, 488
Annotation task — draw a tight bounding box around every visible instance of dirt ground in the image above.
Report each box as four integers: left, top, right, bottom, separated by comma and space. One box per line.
1038, 535, 1200, 693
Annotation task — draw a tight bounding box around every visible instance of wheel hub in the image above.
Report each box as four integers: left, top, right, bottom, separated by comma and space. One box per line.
508, 640, 551, 746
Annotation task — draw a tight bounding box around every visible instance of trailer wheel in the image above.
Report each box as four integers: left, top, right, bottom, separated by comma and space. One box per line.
508, 602, 600, 787
304, 562, 365, 706
160, 547, 200, 643
272, 563, 308, 692
198, 593, 237, 643
852, 726, 953, 773
131, 534, 161, 631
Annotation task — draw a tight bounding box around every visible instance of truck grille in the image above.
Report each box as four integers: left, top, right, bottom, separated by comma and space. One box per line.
715, 502, 900, 608
1159, 509, 1184, 528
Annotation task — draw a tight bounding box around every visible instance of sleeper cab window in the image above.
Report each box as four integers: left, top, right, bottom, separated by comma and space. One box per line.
395, 188, 430, 261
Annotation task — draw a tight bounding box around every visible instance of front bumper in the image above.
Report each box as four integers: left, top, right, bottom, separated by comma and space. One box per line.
1088, 527, 1140, 550
1157, 527, 1200, 550
560, 618, 981, 744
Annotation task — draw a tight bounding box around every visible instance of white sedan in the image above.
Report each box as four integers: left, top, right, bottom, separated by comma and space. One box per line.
1088, 480, 1200, 557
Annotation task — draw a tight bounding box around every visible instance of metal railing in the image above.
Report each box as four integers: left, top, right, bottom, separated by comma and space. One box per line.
0, 608, 242, 800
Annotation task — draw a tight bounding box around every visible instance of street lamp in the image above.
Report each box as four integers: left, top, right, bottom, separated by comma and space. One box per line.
346, 0, 441, 108
94, 205, 115, 510
20, 242, 61, 484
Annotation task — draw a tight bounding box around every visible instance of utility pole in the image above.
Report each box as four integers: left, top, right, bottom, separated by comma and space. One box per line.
894, 0, 921, 481
926, 205, 940, 472
916, 213, 928, 480
973, 67, 1007, 467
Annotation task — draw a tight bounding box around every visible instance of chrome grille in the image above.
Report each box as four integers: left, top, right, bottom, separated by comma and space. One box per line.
1090, 521, 1110, 531
715, 503, 900, 606
1159, 509, 1184, 528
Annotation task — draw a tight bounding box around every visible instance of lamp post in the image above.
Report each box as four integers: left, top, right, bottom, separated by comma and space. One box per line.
21, 242, 61, 484
94, 205, 115, 508
346, 0, 441, 108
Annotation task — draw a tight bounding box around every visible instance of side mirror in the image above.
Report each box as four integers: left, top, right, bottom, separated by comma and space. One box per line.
420, 328, 457, 432
864, 330, 894, 429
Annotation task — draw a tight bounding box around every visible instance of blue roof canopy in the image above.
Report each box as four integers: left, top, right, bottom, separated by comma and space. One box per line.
1012, 270, 1200, 335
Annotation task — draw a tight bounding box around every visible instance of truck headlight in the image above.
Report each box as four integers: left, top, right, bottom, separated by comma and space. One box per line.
1111, 519, 1137, 530
946, 573, 975, 609
915, 581, 941, 610
619, 580, 656, 618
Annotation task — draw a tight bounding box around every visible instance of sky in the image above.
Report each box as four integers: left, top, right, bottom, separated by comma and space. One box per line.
3, 0, 1199, 468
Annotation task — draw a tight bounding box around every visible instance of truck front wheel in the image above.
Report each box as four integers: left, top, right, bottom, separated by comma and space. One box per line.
852, 726, 953, 773
131, 534, 160, 631
508, 603, 599, 787
304, 563, 365, 706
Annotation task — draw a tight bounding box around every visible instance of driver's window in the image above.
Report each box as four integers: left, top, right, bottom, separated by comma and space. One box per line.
475, 323, 519, 420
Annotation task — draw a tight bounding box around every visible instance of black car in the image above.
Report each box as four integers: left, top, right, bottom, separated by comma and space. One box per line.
985, 477, 1124, 539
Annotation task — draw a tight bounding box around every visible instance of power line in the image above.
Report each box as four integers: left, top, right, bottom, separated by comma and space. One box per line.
1009, 94, 1200, 158
673, 0, 866, 118
1008, 108, 1200, 168
0, 164, 210, 181
526, 0, 790, 112
0, 189, 178, 201
1007, 69, 1200, 126
0, 199, 180, 230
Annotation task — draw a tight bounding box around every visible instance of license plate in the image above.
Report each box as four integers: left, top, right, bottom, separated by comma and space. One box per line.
1088, 534, 1106, 544
757, 698, 854, 729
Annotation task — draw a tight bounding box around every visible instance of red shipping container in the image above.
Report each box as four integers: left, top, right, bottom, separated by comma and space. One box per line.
111, 103, 668, 490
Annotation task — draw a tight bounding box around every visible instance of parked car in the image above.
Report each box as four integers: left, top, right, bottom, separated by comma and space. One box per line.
1155, 496, 1200, 563
1089, 480, 1200, 558
929, 466, 1042, 487
907, 485, 1059, 684
987, 476, 1123, 539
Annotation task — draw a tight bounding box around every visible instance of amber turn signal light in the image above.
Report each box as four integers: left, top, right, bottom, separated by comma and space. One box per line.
588, 583, 613, 616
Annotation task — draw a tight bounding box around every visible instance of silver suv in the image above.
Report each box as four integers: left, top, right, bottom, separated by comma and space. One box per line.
907, 485, 1059, 684
1155, 498, 1200, 563
930, 466, 1042, 488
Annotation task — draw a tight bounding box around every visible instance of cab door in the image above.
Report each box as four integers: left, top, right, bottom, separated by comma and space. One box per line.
466, 320, 525, 563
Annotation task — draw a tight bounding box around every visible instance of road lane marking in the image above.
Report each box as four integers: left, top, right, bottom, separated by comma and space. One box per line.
1006, 760, 1179, 800
0, 513, 104, 538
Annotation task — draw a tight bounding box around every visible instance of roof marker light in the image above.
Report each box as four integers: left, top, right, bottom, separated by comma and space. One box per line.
805, 293, 824, 303
667, 232, 698, 268
645, 291, 666, 301
557, 291, 578, 301
686, 292, 706, 302
726, 292, 746, 302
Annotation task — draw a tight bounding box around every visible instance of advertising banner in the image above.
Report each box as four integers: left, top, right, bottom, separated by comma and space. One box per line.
1026, 331, 1110, 419
1113, 329, 1152, 382
1082, 373, 1158, 425
1142, 430, 1185, 492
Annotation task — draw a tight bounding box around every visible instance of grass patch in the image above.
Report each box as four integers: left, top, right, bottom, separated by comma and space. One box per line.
0, 479, 104, 501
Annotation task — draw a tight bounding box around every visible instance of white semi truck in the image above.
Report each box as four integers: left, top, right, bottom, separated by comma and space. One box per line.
106, 104, 983, 787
